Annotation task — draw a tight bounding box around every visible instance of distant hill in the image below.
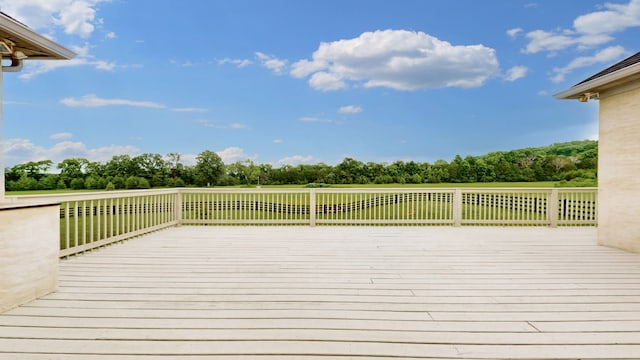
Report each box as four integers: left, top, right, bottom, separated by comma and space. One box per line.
471, 140, 597, 186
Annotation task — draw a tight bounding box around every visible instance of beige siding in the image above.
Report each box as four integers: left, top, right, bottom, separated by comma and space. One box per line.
0, 204, 60, 312
599, 85, 640, 252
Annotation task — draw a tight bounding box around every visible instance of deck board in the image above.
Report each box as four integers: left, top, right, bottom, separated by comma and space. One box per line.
2, 226, 640, 359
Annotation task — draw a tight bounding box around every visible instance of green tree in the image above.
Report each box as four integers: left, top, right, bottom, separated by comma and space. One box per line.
449, 155, 474, 183
125, 176, 150, 189
227, 160, 261, 185
426, 160, 449, 183
104, 155, 136, 178
85, 176, 107, 190
58, 158, 88, 187
69, 178, 85, 190
166, 152, 185, 179
134, 153, 167, 183
7, 175, 40, 191
14, 160, 53, 181
194, 150, 224, 186
335, 158, 365, 184
39, 174, 60, 190
85, 161, 106, 179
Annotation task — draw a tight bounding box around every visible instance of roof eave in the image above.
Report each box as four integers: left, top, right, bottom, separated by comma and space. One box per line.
554, 62, 640, 100
0, 15, 75, 60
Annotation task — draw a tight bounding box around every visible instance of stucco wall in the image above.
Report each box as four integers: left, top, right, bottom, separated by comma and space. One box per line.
598, 85, 640, 253
0, 204, 60, 312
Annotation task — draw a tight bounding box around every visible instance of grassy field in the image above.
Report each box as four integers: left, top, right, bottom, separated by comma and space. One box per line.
7, 182, 561, 196
7, 189, 108, 196
304, 182, 558, 188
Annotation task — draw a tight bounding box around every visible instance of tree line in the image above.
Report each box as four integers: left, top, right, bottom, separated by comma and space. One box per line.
4, 140, 597, 191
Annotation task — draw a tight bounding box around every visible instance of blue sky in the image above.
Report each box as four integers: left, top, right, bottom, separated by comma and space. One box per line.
1, 0, 638, 168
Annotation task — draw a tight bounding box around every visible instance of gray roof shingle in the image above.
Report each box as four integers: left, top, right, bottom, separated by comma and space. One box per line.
575, 51, 640, 86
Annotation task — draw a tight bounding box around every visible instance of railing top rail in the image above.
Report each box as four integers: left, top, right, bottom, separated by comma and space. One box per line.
178, 187, 311, 194
9, 187, 597, 203
456, 187, 597, 192
313, 188, 454, 193
10, 188, 177, 203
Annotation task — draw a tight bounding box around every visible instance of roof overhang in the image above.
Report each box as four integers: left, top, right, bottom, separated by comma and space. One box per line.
554, 62, 640, 101
0, 13, 75, 61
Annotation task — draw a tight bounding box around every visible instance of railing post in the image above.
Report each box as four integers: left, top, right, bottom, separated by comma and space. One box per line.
548, 189, 559, 228
453, 189, 462, 227
309, 188, 316, 227
175, 189, 183, 226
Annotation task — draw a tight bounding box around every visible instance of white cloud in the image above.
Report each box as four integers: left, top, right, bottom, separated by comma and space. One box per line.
273, 139, 284, 144
184, 150, 254, 166
19, 57, 116, 80
308, 72, 346, 91
550, 45, 627, 83
289, 59, 326, 78
298, 117, 341, 125
299, 117, 323, 123
290, 29, 499, 91
70, 43, 91, 57
523, 30, 579, 54
2, 137, 140, 166
193, 119, 246, 129
217, 147, 251, 163
338, 105, 363, 114
255, 52, 288, 74
522, 0, 640, 54
180, 154, 197, 166
85, 144, 141, 163
105, 31, 116, 39
0, 0, 107, 38
504, 65, 528, 81
3, 100, 32, 106
50, 132, 73, 140
574, 0, 640, 35
507, 27, 523, 38
60, 94, 166, 108
218, 58, 253, 68
172, 107, 208, 113
277, 155, 316, 166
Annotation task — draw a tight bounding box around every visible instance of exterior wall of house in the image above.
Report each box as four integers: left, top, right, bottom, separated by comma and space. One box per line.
598, 85, 640, 253
0, 203, 60, 312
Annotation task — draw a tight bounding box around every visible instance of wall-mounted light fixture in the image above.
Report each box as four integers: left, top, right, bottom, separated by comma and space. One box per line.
1, 39, 27, 72
13, 50, 27, 60
578, 92, 599, 102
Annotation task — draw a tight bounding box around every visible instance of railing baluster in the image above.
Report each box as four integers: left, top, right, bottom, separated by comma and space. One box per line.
73, 201, 79, 249
89, 200, 94, 246
64, 202, 70, 251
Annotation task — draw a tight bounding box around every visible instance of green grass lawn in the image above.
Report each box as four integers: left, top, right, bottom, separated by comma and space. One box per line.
315, 182, 558, 188
6, 182, 565, 196
237, 182, 559, 189
7, 189, 107, 196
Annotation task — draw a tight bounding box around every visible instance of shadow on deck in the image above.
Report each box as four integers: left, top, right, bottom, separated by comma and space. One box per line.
2, 226, 640, 359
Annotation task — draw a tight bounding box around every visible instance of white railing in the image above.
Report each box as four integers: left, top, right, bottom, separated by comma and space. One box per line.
12, 187, 597, 257
14, 189, 179, 257
180, 188, 311, 225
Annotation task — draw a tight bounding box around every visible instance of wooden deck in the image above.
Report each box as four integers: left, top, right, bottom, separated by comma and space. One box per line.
1, 226, 640, 359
